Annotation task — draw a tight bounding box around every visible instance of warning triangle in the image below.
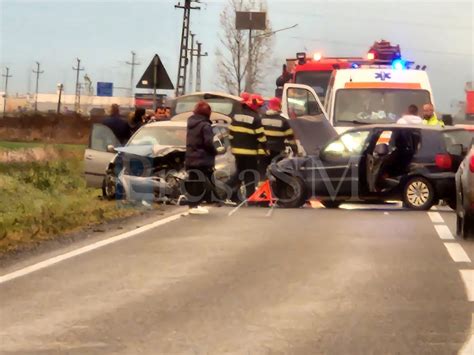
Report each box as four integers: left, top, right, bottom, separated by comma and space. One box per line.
136, 54, 174, 90
247, 180, 275, 205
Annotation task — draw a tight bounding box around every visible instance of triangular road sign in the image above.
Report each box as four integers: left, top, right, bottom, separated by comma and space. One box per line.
136, 54, 174, 90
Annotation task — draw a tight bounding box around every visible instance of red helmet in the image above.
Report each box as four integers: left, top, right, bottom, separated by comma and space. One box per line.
268, 97, 281, 111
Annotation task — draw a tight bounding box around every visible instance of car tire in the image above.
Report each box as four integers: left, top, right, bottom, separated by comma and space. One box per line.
403, 177, 435, 210
274, 176, 306, 209
320, 200, 342, 209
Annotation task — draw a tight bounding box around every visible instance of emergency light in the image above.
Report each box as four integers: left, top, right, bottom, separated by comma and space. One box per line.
313, 52, 322, 61
296, 52, 306, 65
392, 59, 406, 70
367, 52, 375, 61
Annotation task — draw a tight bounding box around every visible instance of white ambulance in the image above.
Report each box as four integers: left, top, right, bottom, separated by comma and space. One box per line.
281, 65, 435, 134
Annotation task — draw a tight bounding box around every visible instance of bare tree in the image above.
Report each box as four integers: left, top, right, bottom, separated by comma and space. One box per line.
215, 0, 273, 95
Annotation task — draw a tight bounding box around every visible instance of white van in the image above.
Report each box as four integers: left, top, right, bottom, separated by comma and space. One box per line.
281, 67, 434, 134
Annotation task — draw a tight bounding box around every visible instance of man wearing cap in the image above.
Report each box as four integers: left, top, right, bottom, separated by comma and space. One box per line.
228, 93, 268, 200
260, 97, 297, 176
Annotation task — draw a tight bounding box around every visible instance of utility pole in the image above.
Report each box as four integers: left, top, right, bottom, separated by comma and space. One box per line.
245, 29, 253, 92
188, 32, 196, 93
72, 58, 84, 113
2, 67, 12, 117
33, 61, 44, 112
175, 0, 200, 97
126, 51, 140, 98
152, 55, 158, 110
195, 41, 208, 92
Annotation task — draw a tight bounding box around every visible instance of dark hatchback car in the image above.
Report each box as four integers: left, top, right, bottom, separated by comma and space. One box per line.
269, 125, 472, 210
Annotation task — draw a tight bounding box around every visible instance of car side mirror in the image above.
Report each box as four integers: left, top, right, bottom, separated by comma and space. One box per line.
374, 143, 389, 156
107, 144, 116, 153
447, 143, 463, 156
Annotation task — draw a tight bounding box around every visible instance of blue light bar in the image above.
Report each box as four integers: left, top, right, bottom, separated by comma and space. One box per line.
392, 59, 406, 70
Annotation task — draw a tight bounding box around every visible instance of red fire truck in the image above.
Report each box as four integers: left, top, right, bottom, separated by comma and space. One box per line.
466, 82, 474, 120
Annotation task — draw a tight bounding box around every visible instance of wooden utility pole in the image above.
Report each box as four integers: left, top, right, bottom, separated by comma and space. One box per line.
33, 61, 44, 112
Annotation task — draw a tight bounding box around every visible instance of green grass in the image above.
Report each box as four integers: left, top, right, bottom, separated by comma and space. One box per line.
0, 140, 85, 151
0, 155, 145, 255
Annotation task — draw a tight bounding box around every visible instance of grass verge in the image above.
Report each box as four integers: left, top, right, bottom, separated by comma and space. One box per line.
0, 152, 145, 256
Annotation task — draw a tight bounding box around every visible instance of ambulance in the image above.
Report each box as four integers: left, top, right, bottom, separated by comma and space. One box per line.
280, 41, 435, 133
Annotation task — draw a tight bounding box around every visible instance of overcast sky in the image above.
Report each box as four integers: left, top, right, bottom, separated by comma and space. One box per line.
0, 0, 473, 112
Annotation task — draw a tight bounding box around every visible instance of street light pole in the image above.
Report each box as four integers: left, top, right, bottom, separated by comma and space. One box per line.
33, 61, 44, 112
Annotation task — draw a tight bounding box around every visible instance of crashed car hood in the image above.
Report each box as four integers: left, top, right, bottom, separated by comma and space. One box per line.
288, 114, 338, 156
115, 144, 186, 157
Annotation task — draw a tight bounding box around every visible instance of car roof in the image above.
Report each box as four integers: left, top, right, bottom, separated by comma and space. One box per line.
176, 91, 242, 102
345, 124, 465, 132
144, 121, 187, 128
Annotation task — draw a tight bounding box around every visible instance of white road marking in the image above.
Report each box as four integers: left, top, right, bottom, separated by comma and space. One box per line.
434, 225, 455, 240
265, 203, 276, 217
459, 314, 474, 355
444, 243, 472, 263
459, 270, 474, 302
0, 212, 185, 285
428, 211, 444, 224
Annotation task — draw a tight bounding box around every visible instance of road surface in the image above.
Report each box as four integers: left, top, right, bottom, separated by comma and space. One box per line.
1, 204, 473, 354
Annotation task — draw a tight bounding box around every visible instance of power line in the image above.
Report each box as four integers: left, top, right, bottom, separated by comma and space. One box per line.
72, 58, 84, 113
126, 51, 140, 98
32, 61, 44, 112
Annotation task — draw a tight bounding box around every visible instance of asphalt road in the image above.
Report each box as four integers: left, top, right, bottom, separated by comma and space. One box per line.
1, 204, 473, 354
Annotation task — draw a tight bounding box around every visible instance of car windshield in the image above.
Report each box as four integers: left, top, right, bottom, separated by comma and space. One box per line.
175, 96, 235, 115
334, 89, 431, 125
323, 130, 371, 160
128, 126, 186, 147
295, 71, 332, 98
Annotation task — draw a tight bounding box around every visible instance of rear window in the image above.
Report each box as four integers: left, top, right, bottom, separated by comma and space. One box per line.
175, 96, 235, 115
443, 130, 473, 150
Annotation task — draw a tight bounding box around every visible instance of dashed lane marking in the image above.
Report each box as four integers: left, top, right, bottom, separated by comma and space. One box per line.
459, 270, 474, 302
0, 212, 186, 285
428, 211, 444, 224
444, 243, 472, 263
434, 224, 455, 240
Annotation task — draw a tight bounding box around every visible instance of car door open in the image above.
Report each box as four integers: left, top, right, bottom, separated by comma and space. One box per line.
84, 124, 122, 188
281, 83, 337, 156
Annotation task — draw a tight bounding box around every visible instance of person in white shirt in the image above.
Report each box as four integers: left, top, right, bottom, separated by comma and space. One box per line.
397, 104, 423, 124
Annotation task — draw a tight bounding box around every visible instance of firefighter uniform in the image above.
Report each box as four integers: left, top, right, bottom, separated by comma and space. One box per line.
260, 110, 297, 175
229, 104, 267, 199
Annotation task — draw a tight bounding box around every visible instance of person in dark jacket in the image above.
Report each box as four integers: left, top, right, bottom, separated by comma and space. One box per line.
129, 107, 146, 136
260, 96, 297, 175
228, 93, 267, 200
102, 104, 131, 145
185, 101, 217, 215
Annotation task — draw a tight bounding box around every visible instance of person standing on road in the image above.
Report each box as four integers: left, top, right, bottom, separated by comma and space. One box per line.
184, 101, 218, 215
397, 104, 423, 124
102, 104, 131, 145
422, 103, 444, 127
129, 107, 146, 136
260, 97, 298, 176
229, 93, 267, 200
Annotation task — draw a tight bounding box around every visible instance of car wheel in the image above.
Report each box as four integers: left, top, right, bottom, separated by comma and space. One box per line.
274, 176, 306, 208
320, 200, 342, 209
403, 177, 435, 210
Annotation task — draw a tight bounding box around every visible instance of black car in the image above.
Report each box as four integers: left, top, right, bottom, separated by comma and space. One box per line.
269, 125, 472, 210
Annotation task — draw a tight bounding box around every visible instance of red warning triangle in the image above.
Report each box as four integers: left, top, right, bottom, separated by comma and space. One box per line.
247, 180, 275, 204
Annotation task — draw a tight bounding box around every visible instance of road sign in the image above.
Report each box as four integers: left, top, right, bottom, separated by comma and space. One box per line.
136, 54, 174, 90
235, 11, 266, 30
97, 82, 113, 97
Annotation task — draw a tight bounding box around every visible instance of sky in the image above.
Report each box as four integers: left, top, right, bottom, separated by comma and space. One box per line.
0, 0, 473, 112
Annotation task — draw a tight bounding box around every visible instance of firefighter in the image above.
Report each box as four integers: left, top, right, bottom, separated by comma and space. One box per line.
260, 97, 298, 176
229, 93, 267, 200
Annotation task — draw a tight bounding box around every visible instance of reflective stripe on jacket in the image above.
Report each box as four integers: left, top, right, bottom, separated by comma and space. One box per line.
229, 107, 267, 156
261, 110, 296, 154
